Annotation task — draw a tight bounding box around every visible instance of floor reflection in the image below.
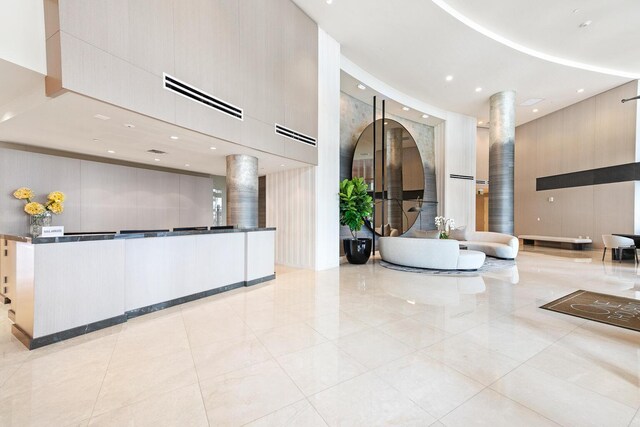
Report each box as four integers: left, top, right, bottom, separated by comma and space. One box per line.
382, 275, 486, 306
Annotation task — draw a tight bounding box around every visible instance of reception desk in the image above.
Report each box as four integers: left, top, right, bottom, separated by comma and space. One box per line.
10, 228, 275, 349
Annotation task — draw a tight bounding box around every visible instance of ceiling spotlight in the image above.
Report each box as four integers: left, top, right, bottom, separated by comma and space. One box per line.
185, 164, 190, 167
475, 87, 482, 92
532, 108, 539, 113
579, 20, 592, 28
384, 122, 388, 125
422, 114, 429, 119
170, 135, 179, 140
107, 150, 115, 154
402, 106, 410, 111
280, 164, 285, 167
445, 75, 453, 81
124, 123, 135, 128
577, 88, 585, 93
210, 146, 217, 150
93, 114, 110, 121
154, 158, 160, 162
326, 0, 332, 4
92, 138, 100, 142
357, 83, 366, 90
478, 121, 484, 125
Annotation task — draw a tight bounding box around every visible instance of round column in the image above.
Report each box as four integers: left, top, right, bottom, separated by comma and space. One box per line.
385, 128, 404, 233
489, 90, 516, 235
226, 154, 258, 228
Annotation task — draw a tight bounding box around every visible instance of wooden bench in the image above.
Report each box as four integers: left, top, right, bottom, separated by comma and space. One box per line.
519, 235, 592, 250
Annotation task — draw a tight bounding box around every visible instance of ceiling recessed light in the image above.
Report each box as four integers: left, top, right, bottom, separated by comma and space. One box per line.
579, 20, 592, 28
384, 122, 388, 125
154, 158, 160, 162
107, 150, 115, 154
532, 108, 539, 113
209, 146, 217, 150
475, 87, 482, 92
280, 164, 285, 167
422, 114, 429, 119
124, 123, 135, 128
357, 83, 366, 90
92, 138, 100, 142
478, 121, 484, 125
577, 88, 585, 93
185, 164, 190, 167
402, 106, 410, 111
445, 75, 453, 81
326, 0, 332, 4
170, 135, 179, 140
93, 114, 110, 121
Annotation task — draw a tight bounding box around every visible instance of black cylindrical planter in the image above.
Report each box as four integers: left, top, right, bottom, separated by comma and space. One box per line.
343, 238, 372, 264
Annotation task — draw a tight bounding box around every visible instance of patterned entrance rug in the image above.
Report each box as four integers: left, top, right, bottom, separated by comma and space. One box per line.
379, 257, 516, 276
541, 290, 640, 332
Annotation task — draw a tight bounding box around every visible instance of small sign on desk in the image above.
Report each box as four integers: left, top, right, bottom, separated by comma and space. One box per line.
41, 226, 64, 237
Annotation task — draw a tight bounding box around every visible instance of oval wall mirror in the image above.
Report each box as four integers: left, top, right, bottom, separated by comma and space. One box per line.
351, 119, 425, 236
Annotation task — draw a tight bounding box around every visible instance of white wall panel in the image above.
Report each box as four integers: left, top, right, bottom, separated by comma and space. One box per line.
266, 166, 316, 269
0, 0, 47, 74
0, 146, 213, 235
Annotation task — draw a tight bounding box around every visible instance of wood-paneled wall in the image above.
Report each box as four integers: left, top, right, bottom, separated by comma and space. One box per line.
515, 80, 640, 245
0, 146, 214, 236
52, 0, 318, 164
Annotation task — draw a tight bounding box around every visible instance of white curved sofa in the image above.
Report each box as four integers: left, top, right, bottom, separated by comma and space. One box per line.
379, 237, 485, 270
464, 231, 519, 259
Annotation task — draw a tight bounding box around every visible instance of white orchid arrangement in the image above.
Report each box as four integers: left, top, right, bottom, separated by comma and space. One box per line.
434, 216, 455, 239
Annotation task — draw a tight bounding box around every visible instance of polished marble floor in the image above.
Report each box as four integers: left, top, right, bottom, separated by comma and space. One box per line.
1, 246, 639, 426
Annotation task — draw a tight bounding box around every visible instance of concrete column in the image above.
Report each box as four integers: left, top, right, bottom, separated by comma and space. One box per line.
489, 90, 516, 234
385, 128, 404, 233
226, 154, 258, 228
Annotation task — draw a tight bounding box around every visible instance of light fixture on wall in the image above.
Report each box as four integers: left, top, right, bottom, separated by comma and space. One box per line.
357, 83, 366, 90
621, 95, 640, 103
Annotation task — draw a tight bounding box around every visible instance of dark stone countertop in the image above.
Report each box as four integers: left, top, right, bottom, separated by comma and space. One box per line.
30, 227, 276, 244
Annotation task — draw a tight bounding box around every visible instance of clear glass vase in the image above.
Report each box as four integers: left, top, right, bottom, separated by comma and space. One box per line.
29, 211, 52, 238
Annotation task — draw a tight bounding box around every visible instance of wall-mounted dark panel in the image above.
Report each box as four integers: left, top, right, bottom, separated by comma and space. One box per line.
537, 162, 640, 191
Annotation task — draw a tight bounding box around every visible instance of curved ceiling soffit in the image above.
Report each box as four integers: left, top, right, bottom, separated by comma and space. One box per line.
432, 0, 640, 80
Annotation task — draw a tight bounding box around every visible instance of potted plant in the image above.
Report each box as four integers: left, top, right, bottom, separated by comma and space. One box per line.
339, 177, 373, 264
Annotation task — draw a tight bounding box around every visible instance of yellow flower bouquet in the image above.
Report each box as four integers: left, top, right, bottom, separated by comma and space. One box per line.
13, 187, 66, 216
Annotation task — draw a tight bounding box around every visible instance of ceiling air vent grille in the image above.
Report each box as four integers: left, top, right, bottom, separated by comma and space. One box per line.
163, 73, 243, 121
275, 124, 317, 146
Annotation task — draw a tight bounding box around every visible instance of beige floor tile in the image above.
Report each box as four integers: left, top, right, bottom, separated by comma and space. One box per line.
461, 322, 554, 362
421, 334, 521, 385
256, 323, 327, 357
491, 365, 637, 427
375, 353, 484, 418
245, 399, 328, 427
440, 389, 559, 426
377, 317, 449, 349
526, 330, 640, 408
242, 305, 305, 332
308, 372, 435, 426
344, 304, 407, 327
0, 335, 116, 398
199, 359, 303, 426
93, 349, 198, 415
277, 341, 367, 396
0, 373, 103, 426
191, 334, 272, 381
630, 410, 640, 427
185, 316, 254, 347
305, 311, 369, 340
334, 328, 413, 369
88, 383, 208, 427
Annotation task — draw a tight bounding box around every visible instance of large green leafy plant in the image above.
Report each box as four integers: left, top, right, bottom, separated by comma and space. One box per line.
339, 177, 373, 238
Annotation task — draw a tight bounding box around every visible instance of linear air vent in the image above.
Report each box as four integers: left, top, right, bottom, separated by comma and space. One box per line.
275, 124, 317, 146
147, 149, 167, 154
163, 73, 243, 121
450, 174, 474, 180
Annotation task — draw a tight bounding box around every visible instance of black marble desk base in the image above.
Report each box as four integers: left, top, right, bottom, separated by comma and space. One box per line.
13, 273, 276, 350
